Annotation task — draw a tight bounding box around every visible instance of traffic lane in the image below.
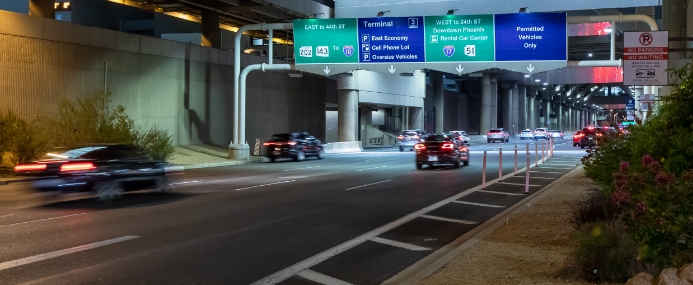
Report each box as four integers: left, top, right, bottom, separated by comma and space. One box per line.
1, 154, 491, 284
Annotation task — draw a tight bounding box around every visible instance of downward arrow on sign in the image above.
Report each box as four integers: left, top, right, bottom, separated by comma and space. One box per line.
323, 66, 331, 75
456, 64, 464, 75
526, 64, 535, 73
388, 65, 396, 74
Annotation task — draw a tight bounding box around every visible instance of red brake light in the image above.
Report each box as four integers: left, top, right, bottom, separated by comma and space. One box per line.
398, 135, 404, 139
442, 143, 454, 150
460, 147, 468, 152
60, 162, 96, 172
415, 144, 426, 150
263, 142, 272, 146
14, 164, 47, 172
288, 141, 297, 146
412, 135, 420, 139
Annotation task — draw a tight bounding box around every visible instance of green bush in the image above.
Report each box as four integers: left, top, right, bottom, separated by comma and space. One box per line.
137, 126, 175, 161
575, 63, 693, 279
0, 110, 50, 165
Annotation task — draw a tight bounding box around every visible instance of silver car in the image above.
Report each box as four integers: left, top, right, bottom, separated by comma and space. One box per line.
398, 130, 423, 151
448, 130, 471, 145
549, 130, 564, 139
520, 129, 534, 140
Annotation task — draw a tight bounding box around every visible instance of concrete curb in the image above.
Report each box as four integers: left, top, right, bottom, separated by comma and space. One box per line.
384, 165, 585, 285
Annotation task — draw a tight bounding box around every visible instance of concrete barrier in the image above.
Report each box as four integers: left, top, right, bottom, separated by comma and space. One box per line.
468, 135, 489, 144
323, 141, 363, 154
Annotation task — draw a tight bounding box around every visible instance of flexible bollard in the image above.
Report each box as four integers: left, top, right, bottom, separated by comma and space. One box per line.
535, 143, 538, 167
498, 148, 503, 181
514, 145, 518, 175
482, 151, 487, 189
525, 146, 531, 194
541, 141, 545, 163
551, 138, 554, 157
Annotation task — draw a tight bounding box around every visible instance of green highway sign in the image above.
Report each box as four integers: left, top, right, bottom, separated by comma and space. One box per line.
293, 18, 359, 71
424, 15, 494, 62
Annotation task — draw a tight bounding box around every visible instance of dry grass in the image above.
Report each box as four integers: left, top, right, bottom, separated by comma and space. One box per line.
419, 170, 619, 285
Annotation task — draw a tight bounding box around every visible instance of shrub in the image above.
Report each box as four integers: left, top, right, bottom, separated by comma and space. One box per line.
568, 189, 620, 231
0, 110, 50, 165
137, 126, 175, 161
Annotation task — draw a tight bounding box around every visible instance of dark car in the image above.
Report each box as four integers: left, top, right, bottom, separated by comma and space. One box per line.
263, 132, 324, 162
579, 127, 605, 149
14, 144, 183, 200
415, 134, 469, 169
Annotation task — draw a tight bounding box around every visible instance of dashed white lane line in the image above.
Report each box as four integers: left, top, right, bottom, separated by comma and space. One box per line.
420, 215, 477, 225
356, 166, 387, 172
451, 201, 505, 208
171, 180, 205, 185
277, 176, 309, 179
345, 179, 393, 191
0, 236, 139, 271
296, 269, 354, 285
283, 166, 320, 172
0, 214, 14, 219
235, 180, 295, 191
370, 237, 431, 251
495, 182, 542, 187
476, 189, 532, 196
0, 213, 87, 228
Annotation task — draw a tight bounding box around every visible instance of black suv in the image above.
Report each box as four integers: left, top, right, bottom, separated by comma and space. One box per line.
264, 133, 324, 162
579, 127, 605, 149
14, 144, 182, 200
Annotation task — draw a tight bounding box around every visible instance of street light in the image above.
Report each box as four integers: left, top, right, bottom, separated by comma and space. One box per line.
309, 13, 325, 18
376, 11, 390, 17
447, 9, 458, 15
519, 7, 528, 13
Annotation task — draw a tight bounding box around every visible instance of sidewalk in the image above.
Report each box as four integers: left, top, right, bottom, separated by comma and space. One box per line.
417, 168, 610, 285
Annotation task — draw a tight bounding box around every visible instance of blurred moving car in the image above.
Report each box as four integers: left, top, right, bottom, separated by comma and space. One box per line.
549, 130, 564, 139
397, 130, 424, 151
264, 132, 324, 162
487, 128, 509, 143
520, 129, 534, 140
533, 128, 549, 140
14, 144, 183, 200
415, 134, 469, 169
448, 130, 471, 145
572, 130, 584, 147
579, 127, 604, 149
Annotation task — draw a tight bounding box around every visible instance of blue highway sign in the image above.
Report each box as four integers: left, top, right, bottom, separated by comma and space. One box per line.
357, 16, 426, 63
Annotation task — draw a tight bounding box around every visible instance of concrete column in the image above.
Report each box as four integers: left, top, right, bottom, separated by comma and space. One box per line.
557, 101, 564, 131
518, 85, 526, 130
502, 87, 512, 134
337, 74, 358, 142
360, 106, 373, 146
480, 73, 492, 133
662, 0, 690, 96
201, 9, 221, 48
528, 91, 535, 130
490, 74, 498, 128
567, 107, 573, 132
432, 72, 445, 133
543, 94, 551, 129
634, 86, 644, 119
512, 83, 519, 135
408, 107, 424, 130
29, 0, 54, 19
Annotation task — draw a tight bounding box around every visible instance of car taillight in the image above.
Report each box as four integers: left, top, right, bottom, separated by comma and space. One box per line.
14, 164, 47, 172
442, 143, 454, 150
460, 147, 468, 152
288, 141, 297, 146
415, 144, 426, 150
263, 142, 273, 146
413, 135, 420, 139
60, 162, 96, 172
397, 135, 404, 139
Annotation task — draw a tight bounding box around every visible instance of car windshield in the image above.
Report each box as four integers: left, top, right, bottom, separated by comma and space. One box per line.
534, 129, 545, 132
270, 133, 296, 140
42, 146, 141, 160
522, 130, 532, 133
401, 131, 418, 136
424, 135, 449, 142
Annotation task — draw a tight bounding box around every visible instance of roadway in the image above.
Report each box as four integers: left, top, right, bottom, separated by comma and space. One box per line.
0, 137, 585, 285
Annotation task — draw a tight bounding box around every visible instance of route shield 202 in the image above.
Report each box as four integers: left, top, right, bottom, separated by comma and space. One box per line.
293, 18, 360, 75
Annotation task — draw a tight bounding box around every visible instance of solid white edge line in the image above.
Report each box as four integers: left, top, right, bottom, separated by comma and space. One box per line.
296, 269, 355, 285
345, 179, 393, 191
371, 237, 431, 251
451, 201, 505, 208
0, 213, 87, 228
171, 180, 204, 185
249, 154, 557, 285
235, 180, 295, 191
476, 189, 532, 196
283, 166, 320, 172
529, 171, 566, 174
0, 236, 139, 271
420, 215, 477, 225
495, 182, 542, 187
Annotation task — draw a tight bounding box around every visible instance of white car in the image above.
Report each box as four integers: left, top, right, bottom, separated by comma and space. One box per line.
533, 128, 549, 140
520, 129, 534, 140
448, 130, 471, 145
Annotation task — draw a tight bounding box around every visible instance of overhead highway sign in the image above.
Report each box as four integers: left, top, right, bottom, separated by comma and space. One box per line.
424, 14, 495, 75
293, 18, 360, 75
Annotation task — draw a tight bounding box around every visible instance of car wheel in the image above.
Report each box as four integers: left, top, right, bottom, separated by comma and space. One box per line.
410, 149, 414, 151
581, 145, 585, 149
416, 163, 423, 169
294, 150, 306, 161
317, 149, 325, 159
155, 176, 174, 193
399, 146, 403, 152
95, 181, 123, 201
454, 158, 461, 168
269, 157, 276, 162
505, 138, 509, 143
463, 159, 469, 166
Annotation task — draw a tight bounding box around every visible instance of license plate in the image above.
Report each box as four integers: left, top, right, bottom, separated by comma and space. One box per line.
273, 151, 281, 155
428, 156, 438, 162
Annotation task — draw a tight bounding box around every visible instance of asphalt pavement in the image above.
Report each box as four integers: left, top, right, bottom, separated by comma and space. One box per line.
0, 136, 586, 285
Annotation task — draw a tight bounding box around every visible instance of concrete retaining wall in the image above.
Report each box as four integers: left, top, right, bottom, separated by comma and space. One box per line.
323, 141, 363, 154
